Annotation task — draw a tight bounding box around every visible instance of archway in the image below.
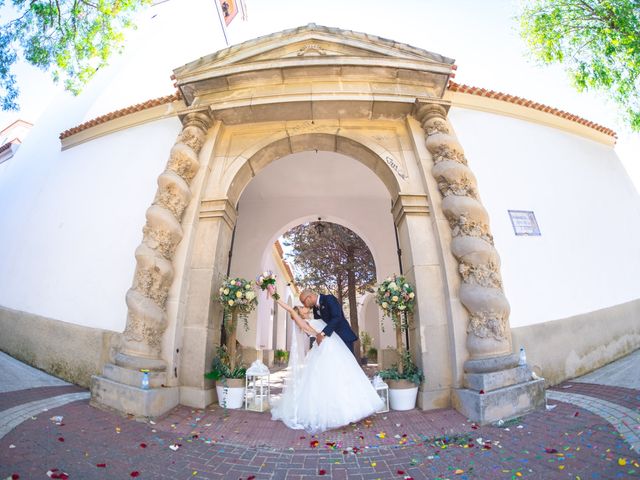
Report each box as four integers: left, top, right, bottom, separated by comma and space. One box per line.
228, 149, 398, 363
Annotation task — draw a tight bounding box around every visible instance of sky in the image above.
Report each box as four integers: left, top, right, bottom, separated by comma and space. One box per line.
1, 0, 638, 191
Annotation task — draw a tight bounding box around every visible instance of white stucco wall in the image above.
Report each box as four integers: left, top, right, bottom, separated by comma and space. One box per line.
0, 116, 181, 332
449, 107, 640, 327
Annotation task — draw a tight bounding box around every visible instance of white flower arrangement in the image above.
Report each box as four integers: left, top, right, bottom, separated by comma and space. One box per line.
217, 277, 258, 331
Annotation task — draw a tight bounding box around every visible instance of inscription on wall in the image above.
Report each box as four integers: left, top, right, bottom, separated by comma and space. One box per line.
385, 156, 408, 180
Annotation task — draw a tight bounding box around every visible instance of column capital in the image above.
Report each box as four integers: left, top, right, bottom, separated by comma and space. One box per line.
414, 102, 451, 136
200, 198, 237, 229
392, 193, 430, 226
180, 110, 213, 131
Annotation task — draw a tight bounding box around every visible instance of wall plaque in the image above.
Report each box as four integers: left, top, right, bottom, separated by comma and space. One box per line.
508, 210, 541, 236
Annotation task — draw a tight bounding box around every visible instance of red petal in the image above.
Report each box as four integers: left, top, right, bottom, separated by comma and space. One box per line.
545, 448, 558, 454
248, 477, 256, 480
57, 437, 64, 442
139, 443, 147, 448
574, 411, 579, 417
319, 469, 327, 475
397, 470, 405, 475
130, 472, 140, 477
96, 464, 106, 468
479, 390, 485, 394
12, 475, 20, 480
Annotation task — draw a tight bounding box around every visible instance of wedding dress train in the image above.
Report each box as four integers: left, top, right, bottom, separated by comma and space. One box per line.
271, 319, 383, 433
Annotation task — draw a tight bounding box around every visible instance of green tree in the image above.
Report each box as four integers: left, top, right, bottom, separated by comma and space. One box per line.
519, 0, 640, 130
283, 221, 376, 354
0, 0, 151, 111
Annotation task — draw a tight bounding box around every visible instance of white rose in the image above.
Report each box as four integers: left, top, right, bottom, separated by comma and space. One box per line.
389, 282, 398, 290
223, 288, 229, 295
235, 291, 243, 298
381, 302, 388, 309
246, 291, 255, 300
245, 284, 251, 290
263, 271, 269, 277
228, 299, 234, 306
409, 292, 415, 299
392, 296, 398, 302
398, 305, 406, 310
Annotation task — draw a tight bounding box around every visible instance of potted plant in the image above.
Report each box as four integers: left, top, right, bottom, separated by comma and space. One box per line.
367, 346, 378, 364
205, 346, 247, 409
360, 331, 373, 365
378, 349, 424, 410
205, 276, 258, 408
375, 274, 423, 410
274, 349, 289, 365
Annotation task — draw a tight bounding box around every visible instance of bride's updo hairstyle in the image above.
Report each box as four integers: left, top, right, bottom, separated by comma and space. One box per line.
293, 306, 309, 318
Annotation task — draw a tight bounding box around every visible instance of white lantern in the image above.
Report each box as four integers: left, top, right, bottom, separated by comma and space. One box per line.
372, 375, 390, 413
245, 359, 271, 412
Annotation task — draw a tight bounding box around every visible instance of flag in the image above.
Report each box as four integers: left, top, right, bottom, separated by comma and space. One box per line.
218, 0, 238, 26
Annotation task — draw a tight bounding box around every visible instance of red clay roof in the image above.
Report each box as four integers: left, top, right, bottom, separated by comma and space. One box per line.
58, 83, 616, 140
448, 81, 617, 139
59, 92, 182, 140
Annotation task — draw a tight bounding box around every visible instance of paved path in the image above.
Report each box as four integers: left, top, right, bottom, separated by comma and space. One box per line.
0, 349, 639, 479
575, 349, 640, 389
0, 351, 69, 393
547, 390, 640, 452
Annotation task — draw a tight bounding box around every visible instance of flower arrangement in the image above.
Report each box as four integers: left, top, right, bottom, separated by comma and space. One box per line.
375, 275, 416, 330
375, 274, 417, 377
218, 277, 258, 330
256, 270, 279, 300
215, 277, 257, 370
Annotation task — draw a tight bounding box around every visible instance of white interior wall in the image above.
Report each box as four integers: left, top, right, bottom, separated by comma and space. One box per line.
449, 107, 640, 327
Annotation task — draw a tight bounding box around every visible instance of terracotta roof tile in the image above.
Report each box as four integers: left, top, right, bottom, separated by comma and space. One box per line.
59, 82, 616, 141
59, 91, 182, 140
448, 81, 617, 139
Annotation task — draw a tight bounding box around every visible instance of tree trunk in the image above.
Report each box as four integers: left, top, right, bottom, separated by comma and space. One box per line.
336, 274, 344, 306
395, 314, 404, 375
227, 310, 238, 370
347, 253, 360, 358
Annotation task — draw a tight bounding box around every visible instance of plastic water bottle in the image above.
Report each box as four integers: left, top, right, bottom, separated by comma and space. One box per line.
518, 347, 527, 366
141, 370, 150, 390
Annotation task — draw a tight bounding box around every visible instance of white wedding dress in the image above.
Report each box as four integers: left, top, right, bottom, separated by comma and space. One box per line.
271, 318, 383, 433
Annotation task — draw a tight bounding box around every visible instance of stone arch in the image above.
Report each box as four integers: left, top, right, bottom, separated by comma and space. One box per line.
222, 132, 403, 207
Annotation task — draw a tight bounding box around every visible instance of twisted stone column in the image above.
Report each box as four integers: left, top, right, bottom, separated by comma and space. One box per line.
415, 104, 516, 372
116, 111, 213, 371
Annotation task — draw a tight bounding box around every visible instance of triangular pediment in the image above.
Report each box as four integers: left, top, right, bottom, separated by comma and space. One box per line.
174, 24, 454, 82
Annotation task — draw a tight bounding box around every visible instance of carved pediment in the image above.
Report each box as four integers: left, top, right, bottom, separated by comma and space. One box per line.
173, 24, 456, 111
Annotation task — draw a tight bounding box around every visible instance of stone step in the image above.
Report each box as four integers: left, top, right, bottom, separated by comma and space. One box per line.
90, 375, 179, 418
452, 378, 546, 425
102, 363, 167, 388
464, 365, 533, 392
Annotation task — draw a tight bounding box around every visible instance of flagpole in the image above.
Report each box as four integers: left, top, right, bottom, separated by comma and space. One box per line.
214, 1, 229, 46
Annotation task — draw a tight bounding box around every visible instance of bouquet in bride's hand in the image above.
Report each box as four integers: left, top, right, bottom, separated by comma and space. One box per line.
257, 270, 280, 300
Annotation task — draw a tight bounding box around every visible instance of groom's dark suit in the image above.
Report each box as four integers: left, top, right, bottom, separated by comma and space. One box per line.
313, 294, 358, 355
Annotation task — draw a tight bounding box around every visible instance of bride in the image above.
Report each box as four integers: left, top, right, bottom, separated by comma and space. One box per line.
269, 292, 383, 433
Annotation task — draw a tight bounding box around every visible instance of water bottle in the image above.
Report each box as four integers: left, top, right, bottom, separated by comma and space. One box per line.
141, 369, 150, 390
518, 347, 527, 366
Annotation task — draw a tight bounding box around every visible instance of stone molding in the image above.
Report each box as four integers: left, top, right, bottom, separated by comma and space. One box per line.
414, 103, 512, 363
392, 193, 430, 226
117, 110, 213, 370
199, 198, 237, 229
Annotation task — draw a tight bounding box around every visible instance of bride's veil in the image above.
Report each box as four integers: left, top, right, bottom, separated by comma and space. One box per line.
272, 308, 307, 429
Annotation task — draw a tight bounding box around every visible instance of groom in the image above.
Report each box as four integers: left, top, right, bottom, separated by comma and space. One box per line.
300, 289, 358, 355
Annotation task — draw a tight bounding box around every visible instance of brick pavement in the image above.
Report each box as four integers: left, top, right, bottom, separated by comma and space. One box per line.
1, 351, 640, 479
1, 393, 639, 479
